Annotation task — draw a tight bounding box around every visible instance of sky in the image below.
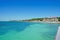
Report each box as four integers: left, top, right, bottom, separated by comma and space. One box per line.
0, 0, 60, 21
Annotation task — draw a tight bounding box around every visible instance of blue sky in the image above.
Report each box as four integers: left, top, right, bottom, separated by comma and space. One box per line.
0, 0, 60, 21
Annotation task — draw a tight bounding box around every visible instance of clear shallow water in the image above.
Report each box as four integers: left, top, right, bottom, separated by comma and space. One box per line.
0, 21, 60, 40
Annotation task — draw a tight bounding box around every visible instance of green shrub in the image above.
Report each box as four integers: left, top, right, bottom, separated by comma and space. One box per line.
58, 17, 60, 21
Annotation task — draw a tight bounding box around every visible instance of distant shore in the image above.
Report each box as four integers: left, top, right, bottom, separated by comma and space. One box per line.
20, 21, 60, 24
39, 21, 60, 24
19, 17, 60, 23
32, 21, 60, 24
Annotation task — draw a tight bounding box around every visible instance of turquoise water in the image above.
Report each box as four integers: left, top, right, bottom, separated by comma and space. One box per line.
0, 21, 60, 40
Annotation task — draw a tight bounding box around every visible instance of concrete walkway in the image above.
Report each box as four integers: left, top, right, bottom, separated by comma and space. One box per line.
55, 26, 60, 40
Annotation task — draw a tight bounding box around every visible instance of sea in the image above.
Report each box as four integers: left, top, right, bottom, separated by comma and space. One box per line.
0, 21, 60, 40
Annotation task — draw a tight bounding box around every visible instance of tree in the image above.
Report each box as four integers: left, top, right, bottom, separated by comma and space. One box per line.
58, 17, 60, 21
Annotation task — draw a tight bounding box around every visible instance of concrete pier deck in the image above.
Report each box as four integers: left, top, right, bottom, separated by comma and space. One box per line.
55, 26, 60, 40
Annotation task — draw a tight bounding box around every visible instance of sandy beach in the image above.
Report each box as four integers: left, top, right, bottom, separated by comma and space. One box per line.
21, 21, 60, 24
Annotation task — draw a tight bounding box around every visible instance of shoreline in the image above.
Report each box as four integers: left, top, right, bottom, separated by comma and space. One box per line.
38, 21, 60, 24
20, 21, 60, 24
1, 21, 60, 24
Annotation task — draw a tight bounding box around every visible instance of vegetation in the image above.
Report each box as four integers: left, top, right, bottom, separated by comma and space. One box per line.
20, 18, 43, 21
28, 18, 43, 21
58, 17, 60, 21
